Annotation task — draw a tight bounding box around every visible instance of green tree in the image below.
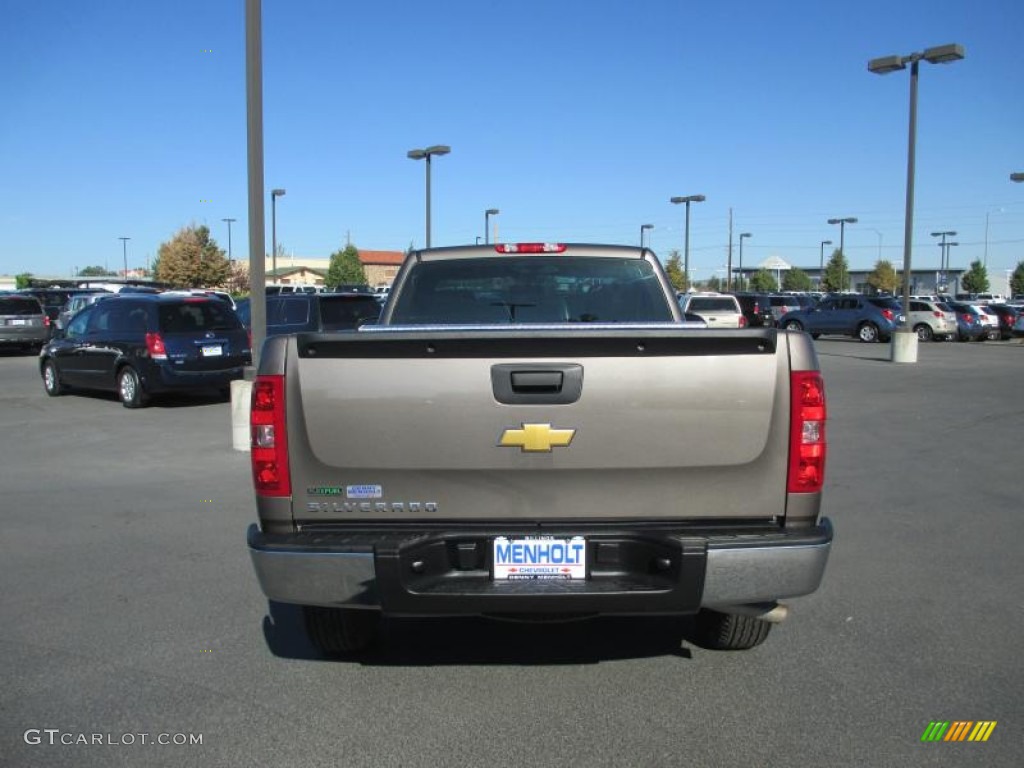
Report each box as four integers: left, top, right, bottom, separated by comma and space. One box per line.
960, 259, 989, 293
325, 244, 366, 288
782, 268, 812, 292
1010, 260, 1024, 296
15, 272, 33, 289
866, 260, 899, 294
663, 250, 687, 292
705, 275, 722, 292
749, 269, 779, 292
821, 249, 849, 292
78, 265, 113, 277
155, 224, 230, 288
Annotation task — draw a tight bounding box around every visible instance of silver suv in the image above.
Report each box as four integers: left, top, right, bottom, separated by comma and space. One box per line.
906, 299, 958, 342
679, 293, 746, 328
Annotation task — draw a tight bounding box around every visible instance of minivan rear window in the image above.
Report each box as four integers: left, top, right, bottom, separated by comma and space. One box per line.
158, 301, 242, 333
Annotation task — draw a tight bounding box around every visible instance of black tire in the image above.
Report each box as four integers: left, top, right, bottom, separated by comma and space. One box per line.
810, 333, 821, 340
914, 324, 933, 342
42, 360, 65, 396
304, 606, 380, 654
694, 609, 772, 651
857, 322, 880, 343
784, 320, 804, 332
117, 366, 148, 409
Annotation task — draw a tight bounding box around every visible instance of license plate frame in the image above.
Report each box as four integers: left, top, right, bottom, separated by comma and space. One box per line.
492, 536, 586, 581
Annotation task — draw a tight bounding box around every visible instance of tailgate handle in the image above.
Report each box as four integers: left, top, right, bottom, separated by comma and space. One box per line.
511, 370, 563, 392
491, 363, 583, 405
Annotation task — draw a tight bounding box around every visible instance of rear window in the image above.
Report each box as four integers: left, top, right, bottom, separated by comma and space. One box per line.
318, 296, 380, 330
390, 256, 673, 324
0, 297, 43, 316
267, 297, 311, 326
686, 297, 739, 313
158, 300, 242, 333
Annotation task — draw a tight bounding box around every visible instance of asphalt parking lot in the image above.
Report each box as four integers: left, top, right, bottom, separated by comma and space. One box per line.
1, 338, 1022, 767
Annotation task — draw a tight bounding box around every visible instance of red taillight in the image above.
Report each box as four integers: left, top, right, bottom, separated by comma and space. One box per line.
932, 311, 942, 318
881, 309, 894, 321
44, 316, 51, 327
495, 243, 567, 254
251, 375, 291, 497
145, 332, 167, 360
788, 371, 826, 494
739, 315, 748, 328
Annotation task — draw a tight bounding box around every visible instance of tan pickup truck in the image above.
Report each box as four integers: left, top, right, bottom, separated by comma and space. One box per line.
247, 243, 832, 653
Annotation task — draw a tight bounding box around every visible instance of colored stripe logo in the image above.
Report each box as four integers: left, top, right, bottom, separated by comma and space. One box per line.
921, 721, 997, 742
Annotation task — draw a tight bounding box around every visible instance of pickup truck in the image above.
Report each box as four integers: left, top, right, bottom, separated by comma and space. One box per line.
247, 243, 832, 654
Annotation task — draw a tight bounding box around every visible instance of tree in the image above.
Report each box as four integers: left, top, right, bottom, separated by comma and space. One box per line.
15, 273, 33, 289
325, 244, 367, 288
1010, 260, 1024, 297
748, 269, 778, 292
960, 259, 989, 294
866, 260, 899, 294
821, 249, 849, 292
155, 224, 230, 288
705, 275, 722, 292
782, 268, 812, 292
225, 261, 250, 296
663, 250, 687, 292
78, 265, 113, 277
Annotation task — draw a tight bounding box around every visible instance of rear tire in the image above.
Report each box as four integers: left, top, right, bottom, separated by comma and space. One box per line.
304, 607, 380, 654
694, 609, 772, 651
857, 322, 880, 343
915, 324, 933, 342
117, 366, 148, 409
42, 360, 64, 396
784, 320, 804, 332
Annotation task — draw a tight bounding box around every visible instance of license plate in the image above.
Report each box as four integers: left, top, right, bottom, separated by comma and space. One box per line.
492, 536, 586, 580
200, 345, 222, 357
8, 319, 27, 326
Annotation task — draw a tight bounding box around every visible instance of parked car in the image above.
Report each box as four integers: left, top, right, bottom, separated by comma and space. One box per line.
40, 294, 251, 408
779, 295, 904, 343
1013, 310, 1024, 338
56, 290, 114, 330
19, 288, 80, 337
980, 303, 1017, 340
730, 292, 776, 327
765, 294, 802, 324
970, 304, 1001, 340
944, 302, 988, 342
0, 295, 49, 352
906, 299, 958, 342
263, 291, 381, 336
678, 293, 747, 328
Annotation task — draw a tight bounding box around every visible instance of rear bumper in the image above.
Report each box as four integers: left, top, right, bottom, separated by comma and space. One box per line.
143, 360, 249, 393
247, 519, 833, 616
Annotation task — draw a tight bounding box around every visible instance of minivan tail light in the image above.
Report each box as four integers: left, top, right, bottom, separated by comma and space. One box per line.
145, 332, 167, 360
251, 375, 291, 497
788, 371, 826, 494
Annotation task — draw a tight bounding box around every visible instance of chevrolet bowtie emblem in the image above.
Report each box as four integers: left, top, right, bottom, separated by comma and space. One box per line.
499, 423, 576, 452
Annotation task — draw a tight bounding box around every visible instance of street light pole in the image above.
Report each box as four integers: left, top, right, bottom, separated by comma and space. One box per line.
819, 240, 832, 287
407, 145, 451, 248
485, 208, 499, 245
869, 43, 965, 362
640, 223, 653, 250
119, 236, 130, 279
222, 217, 236, 265
738, 232, 751, 290
930, 231, 956, 289
670, 194, 705, 291
270, 189, 286, 282
827, 217, 857, 291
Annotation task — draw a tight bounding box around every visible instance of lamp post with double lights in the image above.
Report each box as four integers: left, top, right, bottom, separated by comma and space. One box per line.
119, 236, 130, 279
270, 188, 286, 281
640, 223, 653, 250
222, 217, 236, 265
819, 240, 832, 288
869, 43, 965, 362
738, 232, 751, 290
670, 194, 705, 290
827, 217, 857, 291
407, 145, 450, 248
931, 230, 956, 289
484, 208, 499, 245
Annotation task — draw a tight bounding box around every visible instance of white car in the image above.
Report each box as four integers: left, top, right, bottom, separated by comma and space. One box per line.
906, 299, 958, 341
970, 304, 1001, 340
679, 293, 747, 328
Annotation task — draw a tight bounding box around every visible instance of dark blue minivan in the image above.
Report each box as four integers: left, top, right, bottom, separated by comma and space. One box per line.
39, 294, 251, 408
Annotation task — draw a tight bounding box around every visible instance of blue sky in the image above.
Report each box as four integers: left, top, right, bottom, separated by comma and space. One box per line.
2, 0, 1022, 283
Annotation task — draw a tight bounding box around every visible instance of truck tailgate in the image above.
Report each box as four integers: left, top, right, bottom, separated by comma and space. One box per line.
283, 328, 791, 523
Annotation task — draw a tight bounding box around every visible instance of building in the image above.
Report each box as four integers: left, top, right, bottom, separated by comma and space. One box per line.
242, 249, 406, 287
